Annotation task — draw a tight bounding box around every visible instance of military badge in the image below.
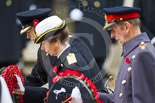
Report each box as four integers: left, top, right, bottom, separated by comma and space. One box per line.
139, 42, 146, 50
66, 53, 77, 65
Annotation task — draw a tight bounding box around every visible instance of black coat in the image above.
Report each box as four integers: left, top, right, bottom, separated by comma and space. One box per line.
24, 36, 104, 103
25, 36, 103, 88
48, 44, 103, 89
34, 0, 53, 8
134, 0, 155, 39
0, 0, 31, 63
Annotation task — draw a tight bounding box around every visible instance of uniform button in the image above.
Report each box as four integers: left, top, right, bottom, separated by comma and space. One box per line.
94, 1, 100, 8
122, 80, 126, 85
82, 0, 88, 7
61, 64, 63, 67
132, 55, 136, 59
141, 42, 145, 45
6, 0, 12, 6
119, 93, 123, 98
128, 67, 132, 72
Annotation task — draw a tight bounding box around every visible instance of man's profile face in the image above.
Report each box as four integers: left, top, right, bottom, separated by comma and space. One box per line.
26, 26, 36, 41
110, 23, 127, 45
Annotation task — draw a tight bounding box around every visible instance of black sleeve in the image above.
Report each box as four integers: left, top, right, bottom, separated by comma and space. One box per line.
23, 86, 48, 103
25, 48, 47, 86
134, 0, 155, 39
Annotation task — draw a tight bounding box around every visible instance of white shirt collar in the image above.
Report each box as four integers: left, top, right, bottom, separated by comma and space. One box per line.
57, 44, 70, 58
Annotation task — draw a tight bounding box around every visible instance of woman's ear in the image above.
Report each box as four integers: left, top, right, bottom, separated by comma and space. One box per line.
54, 39, 60, 47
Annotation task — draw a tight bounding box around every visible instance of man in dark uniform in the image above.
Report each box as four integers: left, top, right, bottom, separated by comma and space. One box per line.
99, 6, 155, 103
16, 8, 52, 103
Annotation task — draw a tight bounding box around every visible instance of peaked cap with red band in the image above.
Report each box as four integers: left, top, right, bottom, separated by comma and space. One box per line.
103, 6, 141, 29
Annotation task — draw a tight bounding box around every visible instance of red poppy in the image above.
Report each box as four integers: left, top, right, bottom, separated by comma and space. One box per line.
72, 70, 80, 77
51, 69, 103, 103
52, 76, 61, 83
79, 73, 85, 80
53, 66, 58, 73
58, 72, 64, 76
46, 91, 49, 97
33, 19, 39, 26
125, 57, 130, 64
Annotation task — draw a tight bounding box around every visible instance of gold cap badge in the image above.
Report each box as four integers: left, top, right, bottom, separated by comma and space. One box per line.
139, 42, 146, 50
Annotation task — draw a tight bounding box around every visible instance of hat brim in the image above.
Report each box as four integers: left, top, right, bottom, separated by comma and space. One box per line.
34, 21, 66, 44
20, 26, 31, 35
104, 22, 116, 29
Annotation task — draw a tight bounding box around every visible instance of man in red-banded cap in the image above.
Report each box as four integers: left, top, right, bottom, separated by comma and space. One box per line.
99, 6, 155, 103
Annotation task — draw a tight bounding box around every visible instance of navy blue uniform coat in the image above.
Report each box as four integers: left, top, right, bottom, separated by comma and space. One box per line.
24, 36, 104, 103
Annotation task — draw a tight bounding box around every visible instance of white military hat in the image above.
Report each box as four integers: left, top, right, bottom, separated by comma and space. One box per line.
34, 15, 66, 43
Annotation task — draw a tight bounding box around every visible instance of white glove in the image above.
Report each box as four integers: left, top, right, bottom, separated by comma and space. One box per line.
69, 86, 83, 103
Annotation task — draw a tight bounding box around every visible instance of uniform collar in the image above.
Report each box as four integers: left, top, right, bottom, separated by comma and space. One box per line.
57, 44, 70, 58
122, 32, 150, 57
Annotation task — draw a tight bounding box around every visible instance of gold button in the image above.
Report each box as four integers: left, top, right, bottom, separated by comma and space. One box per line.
82, 0, 88, 7
6, 0, 12, 6
132, 55, 136, 59
122, 80, 126, 85
94, 1, 100, 8
46, 53, 49, 56
119, 93, 123, 98
61, 64, 63, 67
127, 67, 132, 72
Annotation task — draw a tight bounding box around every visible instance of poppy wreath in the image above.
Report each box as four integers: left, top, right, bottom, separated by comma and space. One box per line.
0, 65, 24, 103
51, 68, 104, 103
